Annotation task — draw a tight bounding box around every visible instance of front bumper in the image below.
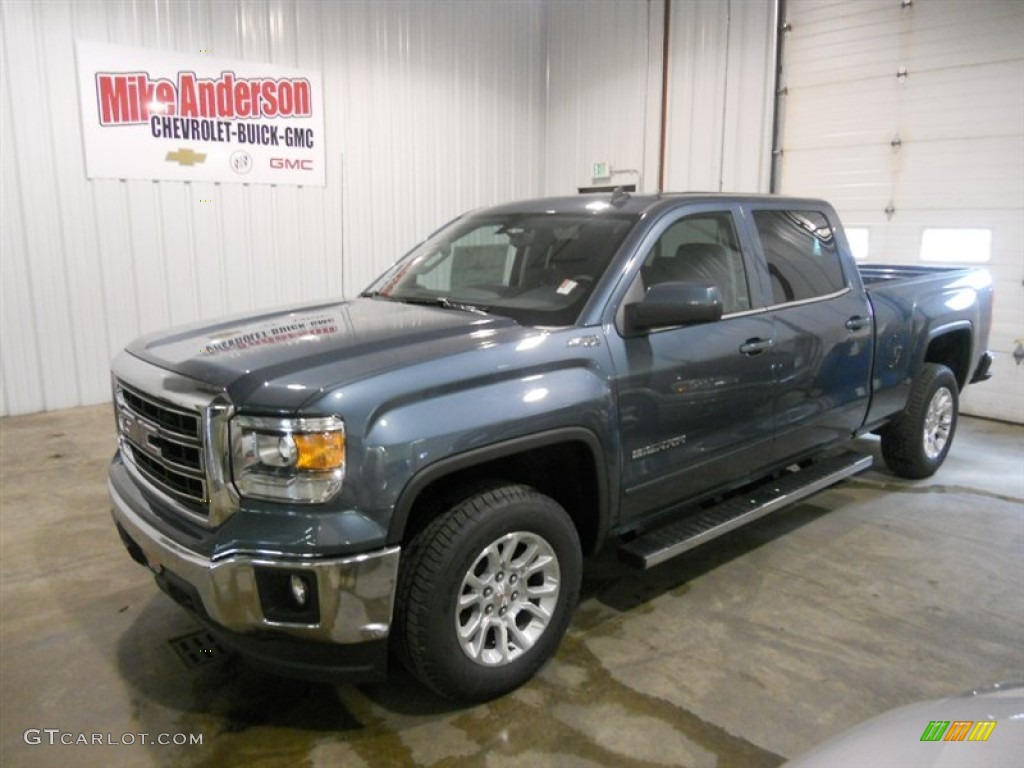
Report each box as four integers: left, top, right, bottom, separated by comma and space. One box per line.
108, 468, 401, 650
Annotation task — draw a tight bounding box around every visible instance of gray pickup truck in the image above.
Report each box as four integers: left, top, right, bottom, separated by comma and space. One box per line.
108, 193, 993, 701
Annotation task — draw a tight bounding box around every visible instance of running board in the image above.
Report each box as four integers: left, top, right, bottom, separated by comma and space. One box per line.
618, 452, 873, 569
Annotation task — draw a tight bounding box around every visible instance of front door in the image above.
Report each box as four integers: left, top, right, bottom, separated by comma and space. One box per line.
609, 209, 777, 520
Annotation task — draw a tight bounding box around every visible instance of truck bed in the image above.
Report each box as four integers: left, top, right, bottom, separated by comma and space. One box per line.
857, 261, 993, 428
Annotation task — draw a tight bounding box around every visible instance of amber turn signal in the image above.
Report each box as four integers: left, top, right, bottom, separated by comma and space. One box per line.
294, 432, 345, 471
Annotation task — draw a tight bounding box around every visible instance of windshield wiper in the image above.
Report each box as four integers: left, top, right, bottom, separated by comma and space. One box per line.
379, 295, 490, 315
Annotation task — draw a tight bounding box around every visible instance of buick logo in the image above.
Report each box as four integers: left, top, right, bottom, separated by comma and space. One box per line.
230, 150, 253, 175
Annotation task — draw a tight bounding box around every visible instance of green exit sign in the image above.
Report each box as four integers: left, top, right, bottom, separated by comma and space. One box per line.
591, 162, 611, 180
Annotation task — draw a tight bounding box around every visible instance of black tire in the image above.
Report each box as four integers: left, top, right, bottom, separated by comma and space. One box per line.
880, 363, 959, 479
394, 483, 582, 702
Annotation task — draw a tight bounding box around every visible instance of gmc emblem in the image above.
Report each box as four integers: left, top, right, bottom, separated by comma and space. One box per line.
269, 158, 313, 170
120, 412, 162, 458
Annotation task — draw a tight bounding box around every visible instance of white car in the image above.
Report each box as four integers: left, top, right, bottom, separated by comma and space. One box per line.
784, 681, 1023, 768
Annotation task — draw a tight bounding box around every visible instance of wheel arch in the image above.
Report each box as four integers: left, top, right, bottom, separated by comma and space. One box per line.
388, 427, 610, 556
922, 322, 973, 391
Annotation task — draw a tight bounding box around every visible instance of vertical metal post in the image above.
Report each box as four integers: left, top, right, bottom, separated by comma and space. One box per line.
769, 0, 787, 193
657, 0, 672, 193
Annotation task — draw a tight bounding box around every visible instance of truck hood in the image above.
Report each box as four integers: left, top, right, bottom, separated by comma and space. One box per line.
126, 297, 521, 411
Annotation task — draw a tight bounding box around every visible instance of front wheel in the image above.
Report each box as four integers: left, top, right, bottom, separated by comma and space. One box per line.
881, 363, 959, 479
394, 484, 582, 701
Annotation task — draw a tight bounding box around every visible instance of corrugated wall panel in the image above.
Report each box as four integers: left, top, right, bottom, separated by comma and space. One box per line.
543, 0, 662, 193
0, 0, 545, 416
333, 0, 545, 293
719, 0, 778, 193
543, 0, 776, 195
664, 0, 776, 193
663, 0, 731, 191
0, 48, 43, 415
779, 0, 1024, 423
2, 0, 81, 412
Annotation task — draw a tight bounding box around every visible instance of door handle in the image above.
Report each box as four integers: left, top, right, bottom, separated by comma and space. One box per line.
845, 315, 871, 331
739, 338, 774, 356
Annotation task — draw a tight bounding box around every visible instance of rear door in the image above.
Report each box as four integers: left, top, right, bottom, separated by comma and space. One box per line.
608, 206, 777, 520
746, 205, 874, 461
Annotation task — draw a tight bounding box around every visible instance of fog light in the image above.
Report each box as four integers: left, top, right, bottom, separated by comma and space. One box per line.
290, 574, 308, 606
254, 568, 320, 624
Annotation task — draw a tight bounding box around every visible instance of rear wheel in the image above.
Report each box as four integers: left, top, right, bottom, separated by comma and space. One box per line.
881, 363, 959, 479
394, 483, 581, 701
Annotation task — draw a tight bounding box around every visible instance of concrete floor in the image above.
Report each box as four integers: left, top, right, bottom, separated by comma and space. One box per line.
1, 404, 1022, 768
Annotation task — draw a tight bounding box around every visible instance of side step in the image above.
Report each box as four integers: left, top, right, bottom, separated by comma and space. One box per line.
618, 452, 872, 569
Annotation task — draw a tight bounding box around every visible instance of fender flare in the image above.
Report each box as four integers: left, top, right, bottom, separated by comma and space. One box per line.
386, 426, 610, 549
920, 320, 973, 387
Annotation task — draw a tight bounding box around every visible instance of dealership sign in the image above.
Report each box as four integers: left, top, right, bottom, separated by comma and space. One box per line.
75, 41, 325, 186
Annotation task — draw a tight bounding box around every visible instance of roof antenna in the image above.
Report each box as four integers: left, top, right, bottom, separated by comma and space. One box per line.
610, 186, 630, 207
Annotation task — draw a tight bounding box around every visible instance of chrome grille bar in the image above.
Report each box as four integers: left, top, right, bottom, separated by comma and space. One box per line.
116, 380, 208, 514
118, 384, 201, 441
110, 352, 239, 529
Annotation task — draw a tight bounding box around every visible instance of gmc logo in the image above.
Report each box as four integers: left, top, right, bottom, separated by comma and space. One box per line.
269, 158, 313, 170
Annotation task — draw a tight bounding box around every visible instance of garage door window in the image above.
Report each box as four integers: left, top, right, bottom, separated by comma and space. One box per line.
845, 228, 870, 261
920, 228, 991, 263
753, 210, 847, 305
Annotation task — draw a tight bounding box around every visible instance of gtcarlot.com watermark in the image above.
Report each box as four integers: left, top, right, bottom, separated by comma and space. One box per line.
24, 729, 203, 746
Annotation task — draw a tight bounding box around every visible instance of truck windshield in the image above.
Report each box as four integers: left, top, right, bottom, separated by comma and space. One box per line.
364, 212, 638, 326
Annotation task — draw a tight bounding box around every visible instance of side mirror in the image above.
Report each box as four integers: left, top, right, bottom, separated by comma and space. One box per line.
625, 281, 723, 334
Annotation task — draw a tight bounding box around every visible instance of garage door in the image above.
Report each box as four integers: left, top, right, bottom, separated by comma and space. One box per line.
777, 0, 1024, 423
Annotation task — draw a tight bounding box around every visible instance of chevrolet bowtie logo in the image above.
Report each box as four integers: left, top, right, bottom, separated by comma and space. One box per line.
165, 148, 207, 166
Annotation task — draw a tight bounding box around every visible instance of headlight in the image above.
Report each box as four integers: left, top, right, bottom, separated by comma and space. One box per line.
230, 415, 345, 503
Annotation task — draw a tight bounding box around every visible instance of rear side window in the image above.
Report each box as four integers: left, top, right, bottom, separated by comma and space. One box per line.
752, 210, 847, 304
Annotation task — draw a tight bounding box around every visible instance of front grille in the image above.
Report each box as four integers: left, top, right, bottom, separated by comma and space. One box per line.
133, 449, 205, 499
120, 386, 200, 436
115, 380, 209, 516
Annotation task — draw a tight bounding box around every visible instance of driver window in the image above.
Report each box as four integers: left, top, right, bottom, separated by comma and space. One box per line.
639, 212, 751, 315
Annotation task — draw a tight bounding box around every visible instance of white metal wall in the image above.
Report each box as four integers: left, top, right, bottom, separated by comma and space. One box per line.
663, 0, 776, 193
543, 0, 777, 195
543, 0, 664, 193
0, 0, 545, 416
1, 0, 779, 417
778, 0, 1024, 423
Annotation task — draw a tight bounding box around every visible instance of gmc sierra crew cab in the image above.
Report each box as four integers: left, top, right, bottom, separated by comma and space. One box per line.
108, 193, 994, 701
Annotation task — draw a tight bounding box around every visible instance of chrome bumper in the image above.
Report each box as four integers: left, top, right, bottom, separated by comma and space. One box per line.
108, 475, 400, 644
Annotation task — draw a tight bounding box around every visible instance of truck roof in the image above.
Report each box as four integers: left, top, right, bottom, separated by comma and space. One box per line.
480, 192, 830, 218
